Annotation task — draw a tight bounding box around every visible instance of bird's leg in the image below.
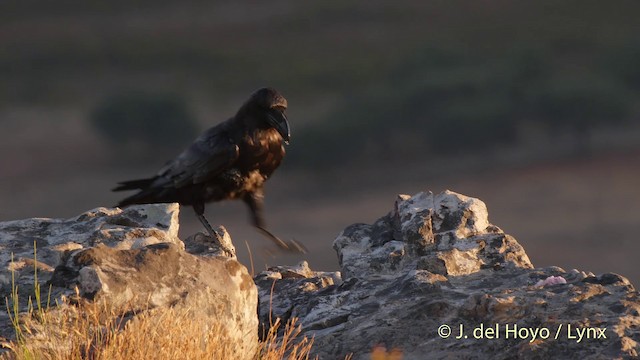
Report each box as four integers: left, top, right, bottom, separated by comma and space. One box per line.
193, 203, 224, 242
244, 193, 306, 253
255, 226, 305, 253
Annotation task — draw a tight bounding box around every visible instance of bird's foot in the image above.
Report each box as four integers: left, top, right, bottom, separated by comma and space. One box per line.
281, 238, 307, 254
260, 239, 307, 258
207, 228, 226, 243
257, 227, 307, 254
197, 213, 226, 243
196, 227, 226, 245
188, 226, 237, 258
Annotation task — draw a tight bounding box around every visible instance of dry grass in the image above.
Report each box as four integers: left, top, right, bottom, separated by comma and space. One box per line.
257, 317, 315, 360
3, 240, 329, 360
4, 256, 316, 360
4, 294, 317, 360
2, 240, 317, 360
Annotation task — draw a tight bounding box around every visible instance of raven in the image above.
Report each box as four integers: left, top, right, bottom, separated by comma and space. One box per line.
113, 87, 304, 252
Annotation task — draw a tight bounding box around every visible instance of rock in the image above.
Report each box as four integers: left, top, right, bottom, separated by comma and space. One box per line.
184, 226, 237, 259
1, 204, 182, 296
535, 275, 568, 287
0, 204, 257, 359
255, 190, 640, 359
255, 261, 342, 335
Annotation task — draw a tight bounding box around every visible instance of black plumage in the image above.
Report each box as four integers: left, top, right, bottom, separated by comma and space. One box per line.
114, 87, 303, 252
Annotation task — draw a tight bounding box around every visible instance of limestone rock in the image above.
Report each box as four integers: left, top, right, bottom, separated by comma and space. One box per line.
255, 261, 342, 333
184, 226, 237, 259
0, 204, 182, 296
0, 204, 257, 359
256, 190, 640, 359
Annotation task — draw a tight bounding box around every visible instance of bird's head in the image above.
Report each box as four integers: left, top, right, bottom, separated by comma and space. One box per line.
246, 87, 291, 144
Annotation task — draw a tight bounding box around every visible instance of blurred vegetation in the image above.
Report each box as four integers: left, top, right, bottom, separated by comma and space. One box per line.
1, 0, 639, 167
90, 92, 199, 160
290, 41, 637, 166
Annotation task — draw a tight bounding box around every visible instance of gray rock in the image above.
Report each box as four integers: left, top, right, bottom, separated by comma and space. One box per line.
256, 190, 640, 359
1, 204, 182, 298
0, 204, 257, 359
184, 226, 237, 259
255, 260, 342, 334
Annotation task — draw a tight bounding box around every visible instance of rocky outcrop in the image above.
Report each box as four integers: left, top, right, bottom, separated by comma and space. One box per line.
255, 190, 640, 359
3, 190, 639, 359
0, 204, 257, 359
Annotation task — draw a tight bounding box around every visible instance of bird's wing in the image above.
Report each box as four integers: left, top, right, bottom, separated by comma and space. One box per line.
154, 122, 240, 188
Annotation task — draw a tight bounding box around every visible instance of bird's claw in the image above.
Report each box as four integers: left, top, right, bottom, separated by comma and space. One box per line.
282, 238, 307, 254
261, 239, 307, 258
257, 227, 307, 254
209, 229, 225, 243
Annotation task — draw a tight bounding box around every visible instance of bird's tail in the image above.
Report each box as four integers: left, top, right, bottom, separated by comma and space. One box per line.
112, 178, 155, 192
116, 193, 154, 207
113, 177, 158, 207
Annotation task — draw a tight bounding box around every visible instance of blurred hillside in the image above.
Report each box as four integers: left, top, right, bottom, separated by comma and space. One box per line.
1, 1, 639, 283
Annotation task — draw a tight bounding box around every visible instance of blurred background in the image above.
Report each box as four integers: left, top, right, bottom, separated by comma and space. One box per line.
1, 1, 639, 283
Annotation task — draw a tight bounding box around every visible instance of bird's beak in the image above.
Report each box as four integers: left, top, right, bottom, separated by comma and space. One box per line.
266, 108, 291, 145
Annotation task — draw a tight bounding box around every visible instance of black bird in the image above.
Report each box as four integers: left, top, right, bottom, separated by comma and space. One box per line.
113, 87, 304, 252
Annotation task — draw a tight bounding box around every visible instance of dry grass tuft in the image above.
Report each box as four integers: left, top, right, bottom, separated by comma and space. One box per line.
3, 243, 318, 360
257, 317, 315, 360
5, 296, 317, 360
